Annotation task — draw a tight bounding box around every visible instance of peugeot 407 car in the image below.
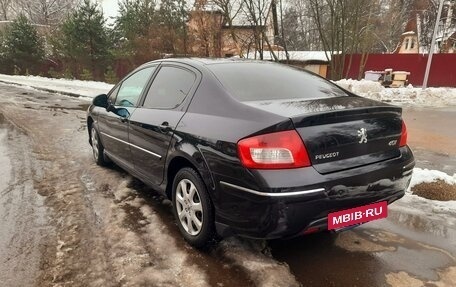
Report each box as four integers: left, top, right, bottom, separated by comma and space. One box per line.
87, 58, 415, 248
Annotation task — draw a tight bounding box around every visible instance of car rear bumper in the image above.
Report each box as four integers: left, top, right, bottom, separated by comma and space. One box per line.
212, 146, 414, 239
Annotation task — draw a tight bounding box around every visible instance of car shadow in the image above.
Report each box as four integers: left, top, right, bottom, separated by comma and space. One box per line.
268, 232, 389, 287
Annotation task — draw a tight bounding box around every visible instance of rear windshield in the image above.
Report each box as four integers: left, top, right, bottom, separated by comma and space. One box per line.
208, 62, 347, 102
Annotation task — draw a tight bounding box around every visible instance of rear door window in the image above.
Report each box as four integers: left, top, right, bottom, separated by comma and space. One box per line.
143, 66, 196, 109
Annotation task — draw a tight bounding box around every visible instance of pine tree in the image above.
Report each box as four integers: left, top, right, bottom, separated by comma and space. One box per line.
114, 0, 157, 63
158, 0, 188, 53
54, 0, 112, 79
116, 0, 156, 40
80, 68, 93, 81
0, 31, 5, 73
104, 66, 118, 84
0, 14, 45, 74
114, 0, 189, 63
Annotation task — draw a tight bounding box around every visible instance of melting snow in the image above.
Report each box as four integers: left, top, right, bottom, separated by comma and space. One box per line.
409, 168, 456, 191
218, 238, 300, 286
0, 74, 114, 98
335, 79, 456, 107
401, 168, 456, 215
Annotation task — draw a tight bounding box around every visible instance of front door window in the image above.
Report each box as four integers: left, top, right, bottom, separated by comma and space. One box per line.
115, 66, 156, 107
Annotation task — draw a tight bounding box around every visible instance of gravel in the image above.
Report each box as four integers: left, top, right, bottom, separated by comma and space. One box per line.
412, 180, 456, 201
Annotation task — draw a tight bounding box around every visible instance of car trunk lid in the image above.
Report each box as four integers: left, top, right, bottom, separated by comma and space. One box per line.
244, 96, 403, 174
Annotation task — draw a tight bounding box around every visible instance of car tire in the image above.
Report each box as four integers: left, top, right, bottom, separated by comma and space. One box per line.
172, 167, 215, 248
91, 126, 109, 166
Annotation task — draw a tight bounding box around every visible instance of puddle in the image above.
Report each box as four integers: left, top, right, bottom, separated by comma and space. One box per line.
0, 113, 12, 197
270, 232, 389, 286
377, 247, 451, 281
0, 112, 51, 287
270, 204, 456, 287
44, 103, 90, 111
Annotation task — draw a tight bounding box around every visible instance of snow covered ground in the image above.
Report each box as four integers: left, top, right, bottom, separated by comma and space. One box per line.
335, 79, 456, 107
0, 74, 114, 98
410, 167, 456, 189
1, 74, 455, 108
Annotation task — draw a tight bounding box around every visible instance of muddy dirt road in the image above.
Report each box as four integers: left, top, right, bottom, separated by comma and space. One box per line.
403, 107, 456, 175
0, 83, 455, 287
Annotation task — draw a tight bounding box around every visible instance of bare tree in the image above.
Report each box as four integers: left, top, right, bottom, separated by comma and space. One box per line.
277, 0, 289, 61
282, 0, 412, 54
212, 0, 245, 56
308, 0, 348, 78
373, 0, 413, 53
419, 0, 456, 53
307, 0, 383, 79
188, 0, 224, 57
281, 0, 324, 50
0, 0, 13, 20
14, 0, 78, 25
242, 0, 278, 60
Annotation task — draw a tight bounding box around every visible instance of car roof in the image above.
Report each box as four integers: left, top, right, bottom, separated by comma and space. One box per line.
143, 57, 273, 67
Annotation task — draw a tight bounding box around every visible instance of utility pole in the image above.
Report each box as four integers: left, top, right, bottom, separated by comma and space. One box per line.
422, 0, 445, 89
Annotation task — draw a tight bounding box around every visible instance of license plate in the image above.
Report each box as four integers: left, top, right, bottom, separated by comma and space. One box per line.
328, 201, 388, 230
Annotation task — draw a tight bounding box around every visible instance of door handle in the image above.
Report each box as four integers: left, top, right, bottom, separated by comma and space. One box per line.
159, 121, 170, 133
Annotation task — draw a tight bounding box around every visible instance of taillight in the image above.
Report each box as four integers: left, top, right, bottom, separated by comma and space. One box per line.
237, 130, 311, 169
399, 121, 408, 147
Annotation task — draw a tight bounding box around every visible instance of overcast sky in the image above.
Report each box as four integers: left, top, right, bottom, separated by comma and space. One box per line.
100, 0, 120, 24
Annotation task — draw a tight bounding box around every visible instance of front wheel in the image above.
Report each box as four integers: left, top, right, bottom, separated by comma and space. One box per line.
172, 168, 215, 248
91, 126, 109, 166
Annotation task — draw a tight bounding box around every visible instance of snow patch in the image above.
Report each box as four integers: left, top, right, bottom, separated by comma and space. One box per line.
409, 168, 456, 190
335, 79, 456, 107
336, 78, 384, 94
385, 168, 456, 217
0, 74, 114, 98
218, 238, 299, 287
113, 180, 136, 201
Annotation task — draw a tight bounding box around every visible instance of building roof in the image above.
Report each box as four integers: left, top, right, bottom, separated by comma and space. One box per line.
244, 51, 334, 62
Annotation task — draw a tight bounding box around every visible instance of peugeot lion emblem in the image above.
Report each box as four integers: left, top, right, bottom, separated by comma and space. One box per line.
357, 128, 368, 144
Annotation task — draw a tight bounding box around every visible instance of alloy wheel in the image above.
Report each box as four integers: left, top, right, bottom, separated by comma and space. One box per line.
91, 128, 99, 161
175, 179, 204, 236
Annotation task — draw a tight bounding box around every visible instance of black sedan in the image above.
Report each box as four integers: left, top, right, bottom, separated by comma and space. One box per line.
87, 58, 414, 248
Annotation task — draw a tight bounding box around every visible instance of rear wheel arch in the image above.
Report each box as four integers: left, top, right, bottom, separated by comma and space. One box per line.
165, 154, 214, 200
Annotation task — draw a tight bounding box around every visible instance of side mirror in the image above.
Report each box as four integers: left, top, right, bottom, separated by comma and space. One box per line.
93, 94, 108, 109
115, 108, 130, 118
